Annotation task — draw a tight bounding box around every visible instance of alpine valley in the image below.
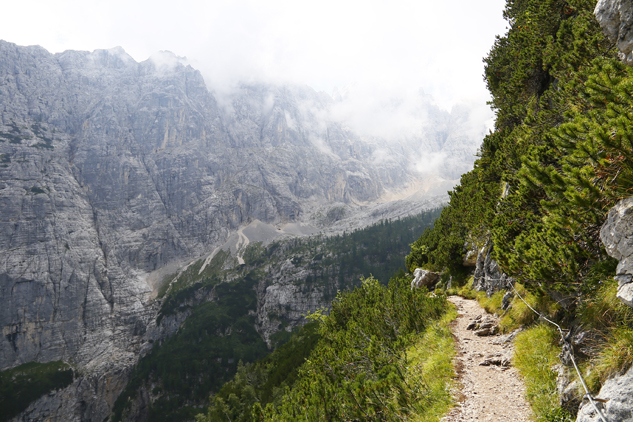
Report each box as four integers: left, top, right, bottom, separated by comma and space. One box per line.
0, 41, 487, 421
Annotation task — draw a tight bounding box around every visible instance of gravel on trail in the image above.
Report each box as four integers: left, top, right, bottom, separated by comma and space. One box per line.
442, 295, 533, 422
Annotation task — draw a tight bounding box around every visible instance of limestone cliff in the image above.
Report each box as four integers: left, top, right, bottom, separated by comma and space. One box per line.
0, 40, 482, 420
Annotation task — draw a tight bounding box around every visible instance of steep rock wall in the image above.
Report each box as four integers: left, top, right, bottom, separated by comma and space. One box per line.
472, 241, 513, 297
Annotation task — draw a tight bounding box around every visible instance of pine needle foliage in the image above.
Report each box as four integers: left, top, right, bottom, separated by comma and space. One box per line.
406, 0, 624, 296
255, 276, 447, 421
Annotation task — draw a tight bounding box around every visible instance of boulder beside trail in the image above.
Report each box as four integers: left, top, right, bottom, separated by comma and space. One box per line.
576, 364, 633, 422
410, 268, 441, 290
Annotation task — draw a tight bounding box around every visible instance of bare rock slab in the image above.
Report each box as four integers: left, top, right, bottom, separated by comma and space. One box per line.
596, 0, 633, 65
576, 364, 633, 421
600, 197, 633, 308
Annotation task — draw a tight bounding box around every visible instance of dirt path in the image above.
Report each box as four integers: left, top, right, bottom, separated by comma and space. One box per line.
442, 296, 533, 422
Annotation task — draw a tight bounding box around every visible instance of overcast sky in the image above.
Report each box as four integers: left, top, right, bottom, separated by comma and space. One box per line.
2, 0, 507, 110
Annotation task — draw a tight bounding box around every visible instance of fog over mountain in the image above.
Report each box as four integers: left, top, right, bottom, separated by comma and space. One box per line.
2, 0, 508, 107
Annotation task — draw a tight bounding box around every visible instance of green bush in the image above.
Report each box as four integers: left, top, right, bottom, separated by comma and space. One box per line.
0, 361, 74, 422
258, 276, 447, 421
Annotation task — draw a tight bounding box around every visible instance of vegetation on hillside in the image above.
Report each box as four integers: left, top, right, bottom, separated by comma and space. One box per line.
195, 276, 455, 422
407, 0, 619, 291
196, 322, 321, 422
111, 210, 442, 422
406, 0, 633, 419
0, 361, 74, 422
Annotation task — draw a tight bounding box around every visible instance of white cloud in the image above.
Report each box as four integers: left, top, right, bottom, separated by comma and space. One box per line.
1, 0, 507, 110
329, 82, 434, 140
148, 51, 187, 73
1, 0, 505, 183
414, 151, 448, 176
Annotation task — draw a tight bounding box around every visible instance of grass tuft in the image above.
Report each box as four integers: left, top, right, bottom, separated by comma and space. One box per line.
477, 290, 505, 314
446, 276, 477, 299
498, 283, 541, 332
577, 275, 633, 392
591, 327, 633, 386
513, 325, 574, 422
578, 276, 633, 331
407, 306, 458, 422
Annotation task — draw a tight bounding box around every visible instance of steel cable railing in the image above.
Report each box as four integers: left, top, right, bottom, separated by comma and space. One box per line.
510, 284, 608, 422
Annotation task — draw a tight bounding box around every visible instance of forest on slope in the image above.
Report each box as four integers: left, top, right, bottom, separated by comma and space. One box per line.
406, 0, 623, 288
107, 210, 441, 422
194, 276, 454, 422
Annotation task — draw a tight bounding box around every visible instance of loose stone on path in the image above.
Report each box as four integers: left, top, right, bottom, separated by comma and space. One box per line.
442, 295, 533, 422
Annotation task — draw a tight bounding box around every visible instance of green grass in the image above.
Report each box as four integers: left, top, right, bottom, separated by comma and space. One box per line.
587, 327, 633, 391
477, 290, 505, 314
452, 280, 561, 334
446, 276, 474, 298
497, 283, 552, 333
577, 275, 633, 392
407, 306, 458, 422
513, 325, 574, 422
0, 361, 74, 422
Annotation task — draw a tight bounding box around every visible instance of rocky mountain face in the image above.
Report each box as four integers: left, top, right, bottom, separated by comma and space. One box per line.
0, 40, 485, 421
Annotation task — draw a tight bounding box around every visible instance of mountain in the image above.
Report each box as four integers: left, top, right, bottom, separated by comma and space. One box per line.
0, 40, 484, 421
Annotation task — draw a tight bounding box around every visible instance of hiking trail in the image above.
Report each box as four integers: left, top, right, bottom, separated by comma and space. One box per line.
442, 295, 533, 422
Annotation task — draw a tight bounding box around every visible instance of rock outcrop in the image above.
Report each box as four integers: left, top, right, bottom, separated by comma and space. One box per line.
600, 197, 633, 308
462, 241, 479, 267
410, 268, 441, 290
472, 241, 514, 296
576, 364, 633, 421
595, 0, 633, 65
